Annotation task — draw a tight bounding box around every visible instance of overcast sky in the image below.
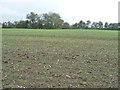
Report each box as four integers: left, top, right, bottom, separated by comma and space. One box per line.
0, 0, 119, 24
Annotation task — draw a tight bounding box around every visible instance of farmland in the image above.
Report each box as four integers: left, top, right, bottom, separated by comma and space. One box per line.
2, 29, 118, 88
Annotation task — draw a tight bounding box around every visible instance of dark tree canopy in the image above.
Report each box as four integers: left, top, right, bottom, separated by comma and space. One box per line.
2, 12, 119, 30
41, 12, 64, 29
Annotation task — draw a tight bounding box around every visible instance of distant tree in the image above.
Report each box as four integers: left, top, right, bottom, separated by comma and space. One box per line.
13, 21, 18, 28
4, 21, 15, 28
118, 23, 120, 29
98, 21, 103, 29
72, 23, 78, 29
51, 12, 64, 28
108, 23, 113, 29
41, 12, 64, 29
62, 22, 70, 29
113, 23, 118, 30
108, 23, 118, 30
91, 22, 99, 29
2, 12, 118, 30
26, 12, 39, 28
78, 20, 83, 29
37, 17, 43, 29
14, 20, 28, 28
104, 22, 109, 29
78, 20, 86, 29
86, 20, 91, 29
2, 22, 8, 28
91, 22, 95, 29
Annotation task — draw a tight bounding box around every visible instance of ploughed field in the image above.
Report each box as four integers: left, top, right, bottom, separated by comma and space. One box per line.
2, 29, 118, 88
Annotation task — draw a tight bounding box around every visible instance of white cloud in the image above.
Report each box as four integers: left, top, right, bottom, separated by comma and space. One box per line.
0, 6, 24, 22
0, 6, 23, 16
58, 0, 119, 24
0, 0, 33, 3
0, 0, 119, 23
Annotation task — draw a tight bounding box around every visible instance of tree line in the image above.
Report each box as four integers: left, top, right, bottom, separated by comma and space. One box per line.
2, 12, 119, 30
